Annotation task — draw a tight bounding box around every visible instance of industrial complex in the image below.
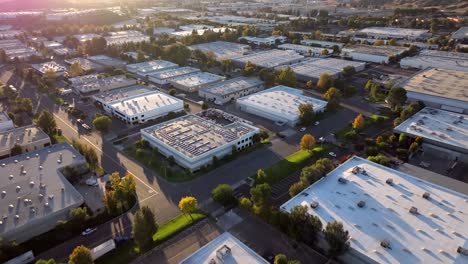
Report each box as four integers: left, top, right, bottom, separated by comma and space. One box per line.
281, 156, 468, 264
199, 77, 265, 105
189, 41, 251, 60
169, 71, 225, 92
232, 49, 304, 69
341, 44, 408, 64
0, 125, 51, 158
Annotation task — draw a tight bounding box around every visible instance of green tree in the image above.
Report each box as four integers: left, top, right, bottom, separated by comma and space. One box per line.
274, 254, 288, 264
342, 66, 355, 77
352, 114, 365, 130
162, 44, 191, 66
133, 206, 158, 251
250, 183, 271, 217
169, 88, 176, 95
317, 73, 331, 92
324, 87, 342, 109
69, 207, 89, 227
373, 39, 385, 46
137, 51, 146, 62
388, 38, 397, 46
68, 245, 93, 264
256, 169, 267, 184
93, 115, 112, 132
300, 134, 316, 152
35, 259, 57, 264
289, 181, 307, 197
69, 62, 83, 77
239, 196, 252, 211
288, 205, 322, 245
221, 59, 233, 72
275, 67, 297, 87
0, 49, 7, 62
243, 61, 257, 76
386, 87, 407, 109
306, 80, 313, 89
35, 110, 57, 135
212, 184, 235, 206
201, 101, 209, 110
178, 196, 198, 220
298, 103, 314, 126
324, 221, 350, 257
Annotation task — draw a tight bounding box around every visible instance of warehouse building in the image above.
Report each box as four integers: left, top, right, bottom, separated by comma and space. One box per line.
71, 74, 136, 95
180, 232, 268, 264
104, 31, 150, 46
126, 60, 178, 78
0, 143, 86, 242
356, 27, 430, 41
232, 49, 304, 69
189, 41, 251, 60
199, 77, 264, 105
95, 86, 184, 125
147, 67, 201, 87
73, 33, 101, 43
281, 156, 468, 264
0, 112, 14, 132
452, 27, 468, 42
236, 85, 327, 126
87, 55, 126, 69
341, 45, 408, 64
277, 43, 332, 57
394, 107, 468, 162
170, 28, 231, 39
153, 27, 175, 36
31, 61, 67, 77
0, 125, 51, 158
300, 39, 344, 49
400, 50, 468, 71
141, 109, 259, 171
64, 58, 102, 72
169, 72, 225, 92
239, 35, 287, 46
92, 85, 153, 107
396, 68, 468, 114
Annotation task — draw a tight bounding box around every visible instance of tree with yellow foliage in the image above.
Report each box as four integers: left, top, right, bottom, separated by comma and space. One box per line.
352, 114, 365, 130
178, 196, 198, 221
300, 134, 316, 152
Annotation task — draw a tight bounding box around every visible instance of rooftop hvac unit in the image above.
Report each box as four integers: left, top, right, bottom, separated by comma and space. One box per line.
381, 239, 391, 249
386, 178, 394, 185
338, 177, 348, 184
311, 201, 319, 209
357, 201, 366, 208
457, 247, 468, 256
422, 192, 430, 199
410, 206, 418, 215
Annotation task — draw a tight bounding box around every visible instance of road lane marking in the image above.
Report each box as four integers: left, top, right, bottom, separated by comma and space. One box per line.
53, 113, 159, 196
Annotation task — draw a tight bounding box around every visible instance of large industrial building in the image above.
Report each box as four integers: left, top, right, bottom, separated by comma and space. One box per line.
300, 39, 344, 49
189, 41, 251, 60
280, 58, 366, 82
94, 87, 184, 125
356, 27, 430, 41
396, 68, 468, 114
400, 50, 468, 71
452, 27, 468, 42
0, 39, 39, 60
180, 232, 269, 264
394, 107, 468, 162
341, 45, 408, 64
31, 61, 67, 77
277, 43, 332, 57
0, 143, 86, 242
71, 74, 136, 95
87, 55, 126, 69
169, 72, 225, 92
281, 156, 468, 264
147, 67, 201, 86
64, 57, 102, 72
199, 77, 264, 105
236, 85, 327, 126
141, 109, 259, 172
126, 60, 178, 78
239, 35, 287, 46
231, 49, 304, 69
104, 30, 150, 45
0, 125, 51, 158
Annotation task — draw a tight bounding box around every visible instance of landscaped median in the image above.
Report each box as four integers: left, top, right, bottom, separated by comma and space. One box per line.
256, 146, 329, 185
97, 212, 207, 264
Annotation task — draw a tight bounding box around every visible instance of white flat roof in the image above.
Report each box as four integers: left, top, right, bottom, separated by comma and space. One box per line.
142, 110, 257, 159
359, 27, 429, 38
108, 90, 183, 117
278, 43, 331, 54
200, 77, 264, 97
147, 67, 201, 80
87, 55, 126, 67
281, 60, 341, 80
342, 44, 408, 57
189, 41, 250, 60
170, 72, 224, 88
236, 85, 328, 120
180, 232, 268, 264
74, 75, 134, 94
300, 39, 344, 48
306, 57, 366, 71
398, 68, 468, 103
0, 143, 84, 236
400, 55, 468, 71
126, 60, 178, 74
281, 156, 468, 264
394, 107, 468, 153
452, 27, 468, 40
32, 61, 67, 74
64, 58, 100, 71
73, 33, 100, 43
92, 85, 153, 103
232, 49, 304, 68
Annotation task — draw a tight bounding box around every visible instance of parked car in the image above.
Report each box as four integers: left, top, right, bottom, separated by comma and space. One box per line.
85, 178, 98, 187
314, 121, 320, 126
300, 127, 306, 132
76, 119, 83, 124
82, 227, 97, 236
114, 236, 131, 246
329, 152, 337, 157
82, 123, 91, 130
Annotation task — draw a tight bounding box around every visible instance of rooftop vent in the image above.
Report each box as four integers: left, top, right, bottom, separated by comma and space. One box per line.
410, 206, 418, 215
422, 192, 430, 199
311, 201, 319, 209
357, 201, 366, 208
338, 177, 348, 184
381, 239, 391, 249
386, 178, 394, 185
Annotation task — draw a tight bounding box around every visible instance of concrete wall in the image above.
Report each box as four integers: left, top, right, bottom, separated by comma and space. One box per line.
406, 92, 468, 114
